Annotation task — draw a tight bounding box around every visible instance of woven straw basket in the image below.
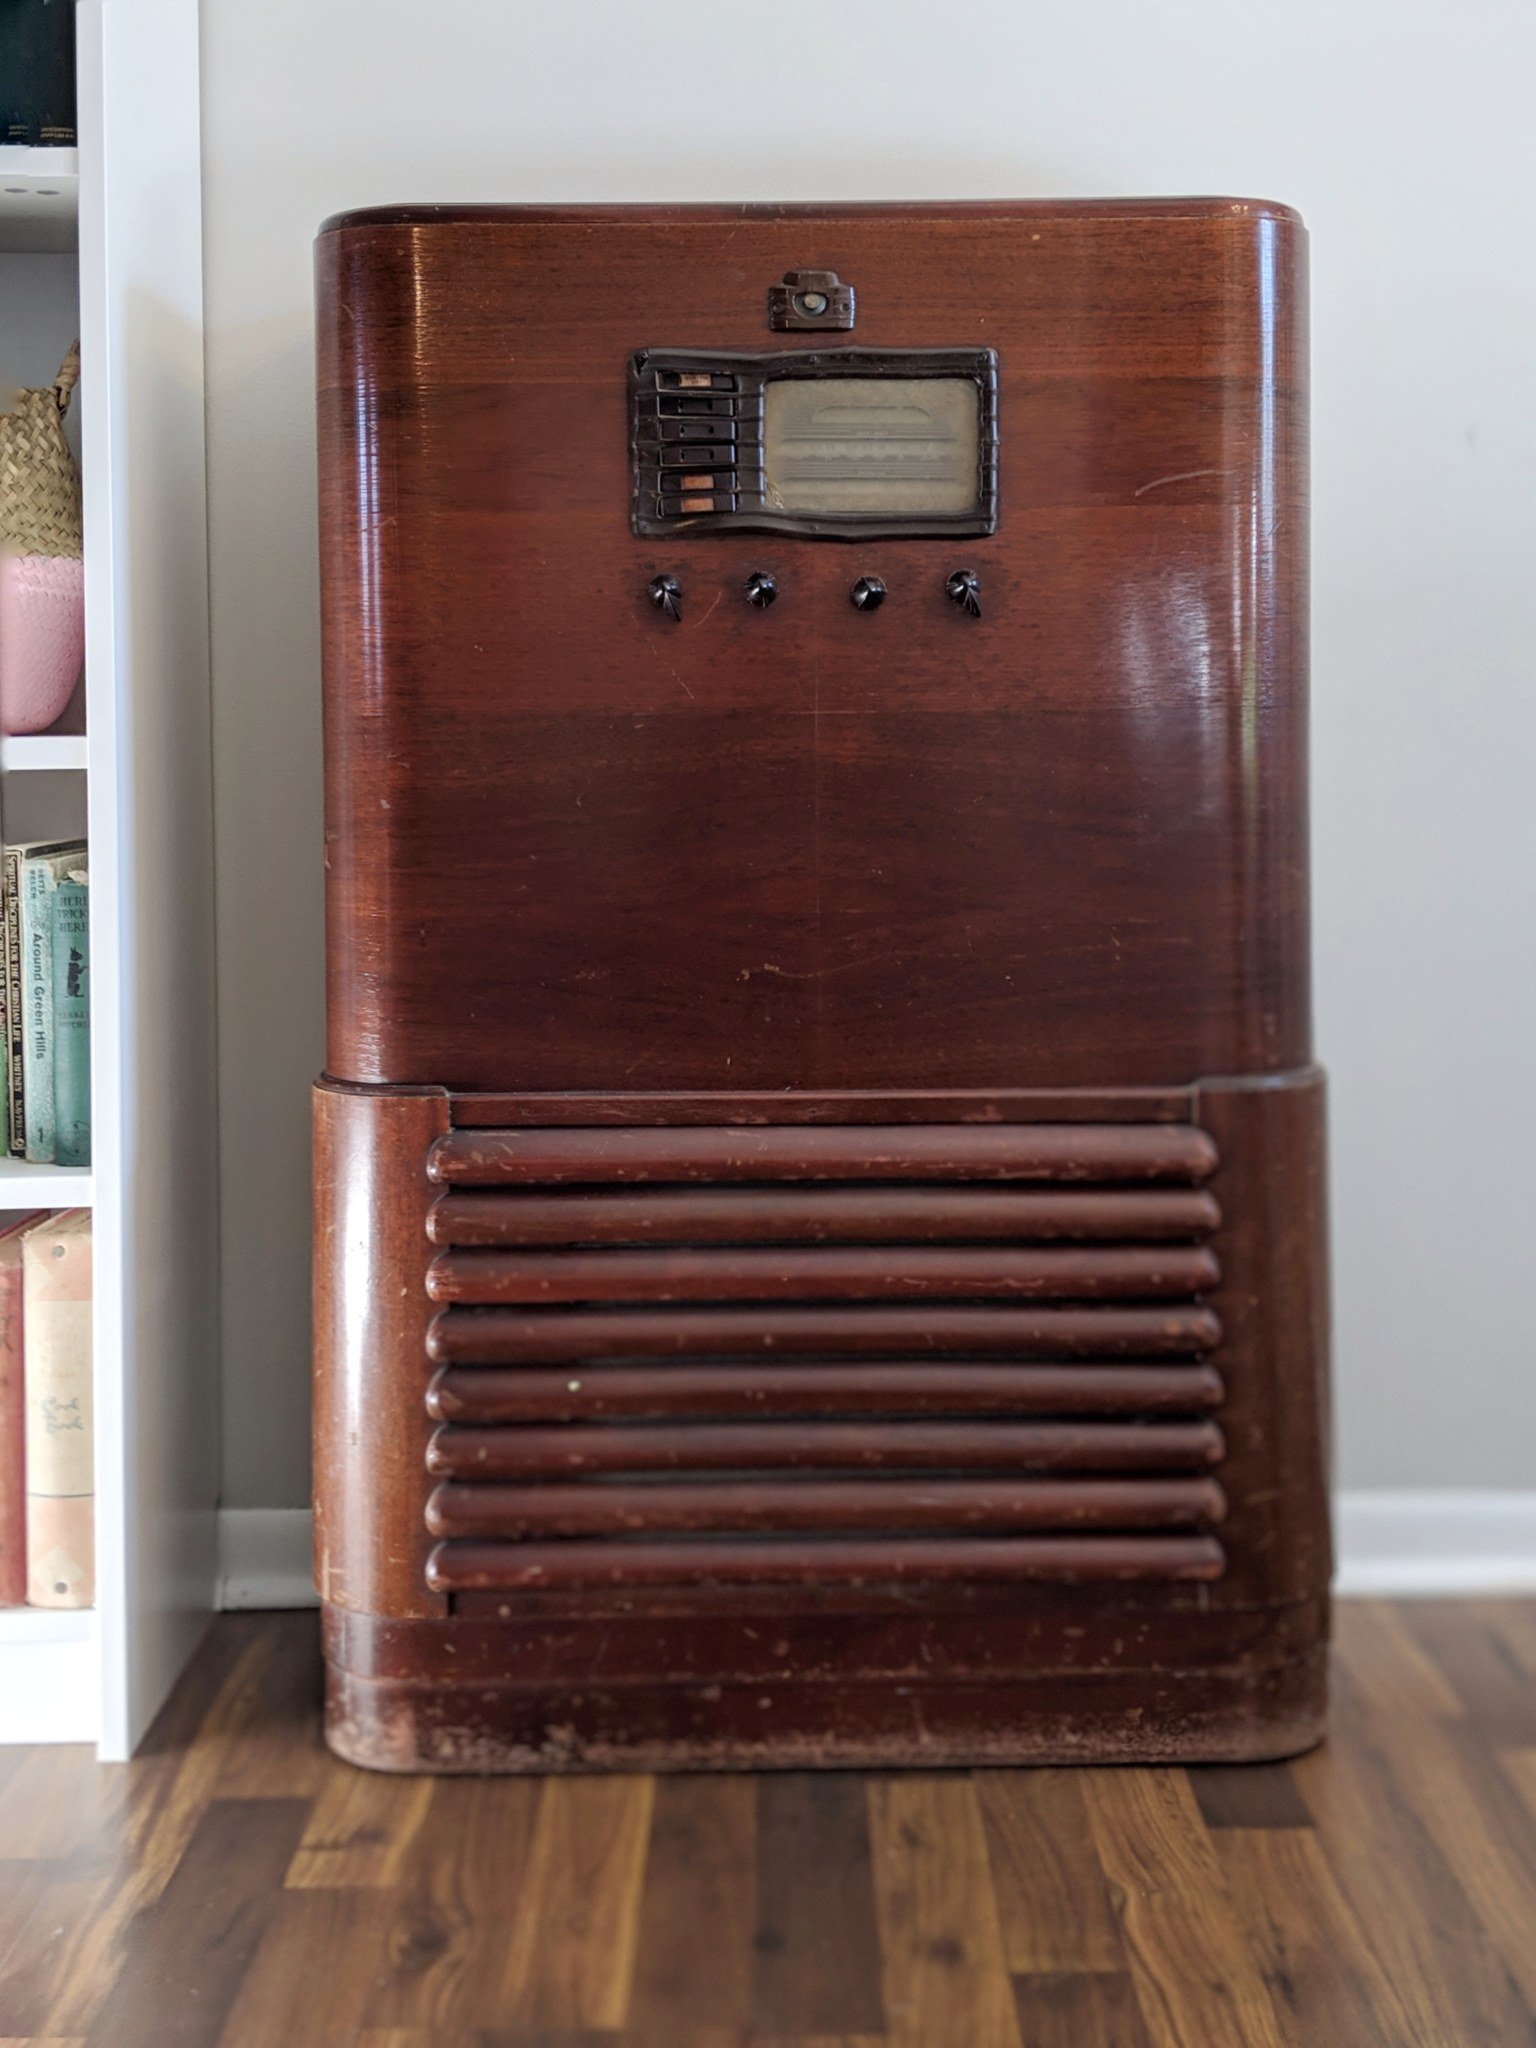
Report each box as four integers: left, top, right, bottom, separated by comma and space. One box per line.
0, 344, 85, 734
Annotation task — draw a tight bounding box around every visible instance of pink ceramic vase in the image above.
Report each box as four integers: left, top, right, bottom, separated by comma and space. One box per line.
0, 344, 85, 735
0, 547, 85, 733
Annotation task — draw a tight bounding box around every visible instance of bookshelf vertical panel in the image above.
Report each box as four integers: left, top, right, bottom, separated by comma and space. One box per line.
74, 0, 218, 1758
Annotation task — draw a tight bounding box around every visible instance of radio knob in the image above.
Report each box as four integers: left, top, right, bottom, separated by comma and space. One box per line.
850, 575, 887, 612
745, 570, 778, 608
946, 568, 982, 617
647, 573, 683, 621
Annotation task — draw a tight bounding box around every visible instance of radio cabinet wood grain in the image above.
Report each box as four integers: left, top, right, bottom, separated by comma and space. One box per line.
313, 199, 1329, 1771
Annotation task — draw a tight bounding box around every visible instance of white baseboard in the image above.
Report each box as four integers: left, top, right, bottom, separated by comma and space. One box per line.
1332, 1492, 1536, 1596
216, 1493, 1536, 1612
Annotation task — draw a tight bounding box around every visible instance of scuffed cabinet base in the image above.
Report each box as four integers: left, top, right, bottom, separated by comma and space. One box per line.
323, 1611, 1328, 1775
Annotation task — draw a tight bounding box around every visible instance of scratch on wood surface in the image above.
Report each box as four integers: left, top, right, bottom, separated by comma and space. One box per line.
1132, 468, 1221, 498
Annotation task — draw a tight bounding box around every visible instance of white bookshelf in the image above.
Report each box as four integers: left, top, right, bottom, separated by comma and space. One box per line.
0, 0, 218, 1755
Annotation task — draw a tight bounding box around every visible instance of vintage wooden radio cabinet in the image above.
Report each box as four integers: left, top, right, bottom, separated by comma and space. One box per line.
313, 198, 1330, 1771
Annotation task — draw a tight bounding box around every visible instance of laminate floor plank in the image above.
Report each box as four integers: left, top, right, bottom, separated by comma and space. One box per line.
82, 1797, 310, 2048
1400, 1600, 1536, 1744
625, 1775, 755, 2040
1185, 1763, 1312, 1831
214, 1886, 395, 2048
752, 1775, 886, 2039
1009, 1969, 1154, 2048
190, 1616, 330, 1800
975, 1770, 1123, 1973
285, 1766, 434, 1889
0, 1870, 109, 2038
1211, 1827, 1421, 2048
867, 1776, 1021, 2048
1082, 1768, 1286, 2048
352, 2033, 488, 2048
99, 1623, 275, 1922
1484, 1598, 1536, 1676
1330, 1599, 1464, 1721
0, 1749, 126, 1865
745, 2036, 889, 2048
362, 1775, 542, 2029
1291, 1671, 1536, 2046
1346, 1695, 1536, 2019
497, 1776, 654, 2031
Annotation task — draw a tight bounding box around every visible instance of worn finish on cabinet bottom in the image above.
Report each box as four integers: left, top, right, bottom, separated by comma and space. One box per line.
313, 1070, 1330, 1773
5, 1604, 1536, 2047
322, 1600, 1328, 1774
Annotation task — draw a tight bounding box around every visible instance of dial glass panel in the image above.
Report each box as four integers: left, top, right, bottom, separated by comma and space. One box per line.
763, 377, 981, 516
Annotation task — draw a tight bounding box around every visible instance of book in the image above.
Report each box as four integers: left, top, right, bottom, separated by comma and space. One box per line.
0, 0, 77, 147
2, 844, 23, 1154
1, 839, 82, 1163
50, 866, 89, 1167
3, 839, 78, 1158
0, 1213, 42, 1607
22, 1208, 92, 1609
0, 901, 7, 1159
19, 840, 85, 1162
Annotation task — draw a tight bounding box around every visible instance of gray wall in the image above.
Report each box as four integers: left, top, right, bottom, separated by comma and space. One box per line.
201, 0, 1536, 1510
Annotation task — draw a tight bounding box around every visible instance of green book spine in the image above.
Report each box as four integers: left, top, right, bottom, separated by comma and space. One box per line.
19, 844, 84, 1164
50, 878, 89, 1169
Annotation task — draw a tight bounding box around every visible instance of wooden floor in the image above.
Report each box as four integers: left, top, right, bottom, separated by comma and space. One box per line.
2, 1603, 1536, 2046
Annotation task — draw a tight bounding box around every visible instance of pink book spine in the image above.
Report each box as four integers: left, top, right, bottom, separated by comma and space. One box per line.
23, 1209, 93, 1609
0, 1238, 25, 1606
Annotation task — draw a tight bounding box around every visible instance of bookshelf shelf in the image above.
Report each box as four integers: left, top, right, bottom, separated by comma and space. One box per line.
0, 1604, 97, 1744
0, 1158, 93, 1206
0, 734, 89, 773
0, 1603, 93, 1643
0, 146, 79, 255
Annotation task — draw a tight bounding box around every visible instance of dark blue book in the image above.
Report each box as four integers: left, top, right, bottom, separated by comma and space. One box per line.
0, 0, 76, 147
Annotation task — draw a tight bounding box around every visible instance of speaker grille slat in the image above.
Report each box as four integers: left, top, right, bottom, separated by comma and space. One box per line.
426, 1475, 1227, 1539
427, 1122, 1219, 1187
426, 1535, 1227, 1593
426, 1360, 1226, 1425
427, 1185, 1223, 1248
421, 1117, 1228, 1593
425, 1243, 1221, 1306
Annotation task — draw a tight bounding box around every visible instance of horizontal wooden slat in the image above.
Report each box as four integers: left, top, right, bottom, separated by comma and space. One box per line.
425, 1242, 1221, 1307
449, 1088, 1196, 1127
426, 1533, 1227, 1591
425, 1475, 1228, 1540
427, 1123, 1219, 1188
425, 1360, 1226, 1425
427, 1418, 1225, 1480
427, 1302, 1222, 1365
427, 1184, 1223, 1248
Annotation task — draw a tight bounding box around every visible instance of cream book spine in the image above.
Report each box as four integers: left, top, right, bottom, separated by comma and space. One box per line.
22, 1208, 93, 1608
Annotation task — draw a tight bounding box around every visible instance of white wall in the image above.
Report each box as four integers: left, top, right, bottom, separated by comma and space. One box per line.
200, 0, 1536, 1511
